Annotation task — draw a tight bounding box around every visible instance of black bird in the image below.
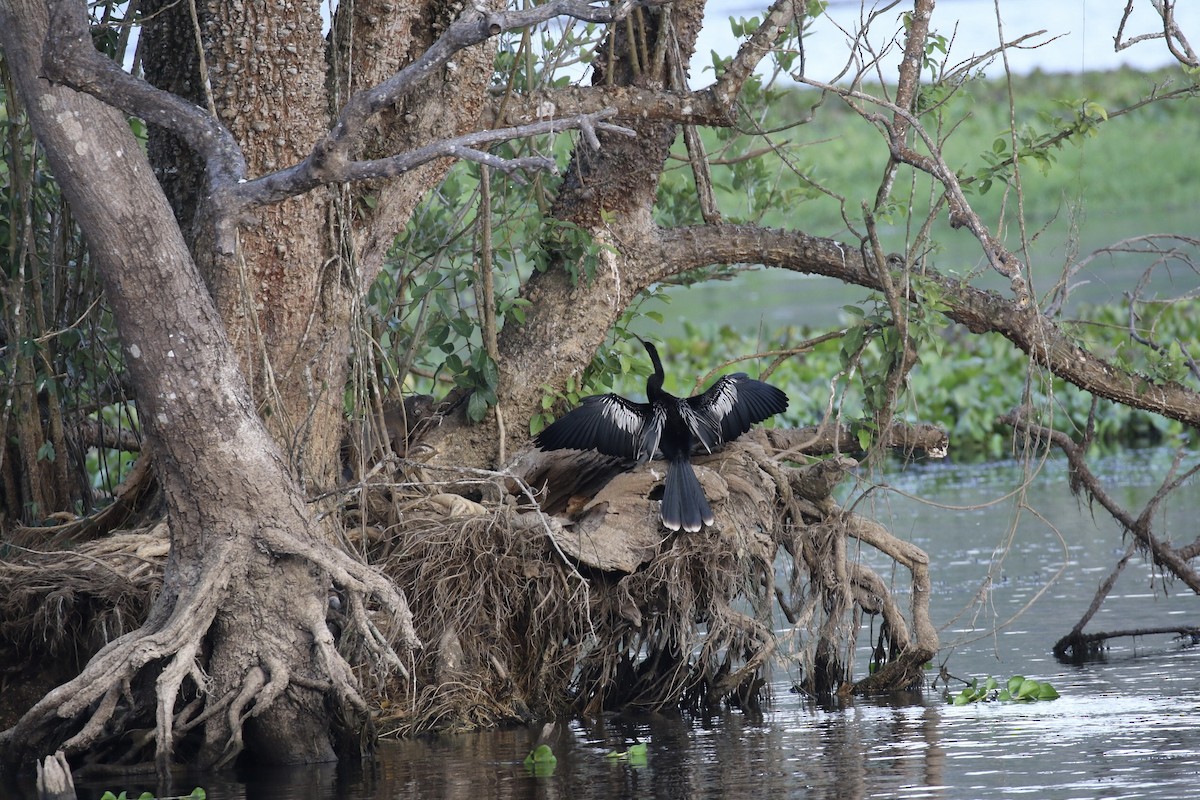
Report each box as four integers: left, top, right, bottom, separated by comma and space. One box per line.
534, 338, 789, 532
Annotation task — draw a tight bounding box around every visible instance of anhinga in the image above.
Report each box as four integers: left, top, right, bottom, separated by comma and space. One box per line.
534, 338, 788, 532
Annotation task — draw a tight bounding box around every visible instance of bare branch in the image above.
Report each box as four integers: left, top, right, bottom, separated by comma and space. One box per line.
490, 0, 814, 131
1000, 409, 1200, 593
310, 0, 661, 177
238, 111, 635, 206
800, 76, 1031, 307
944, 29, 1055, 82
1116, 0, 1199, 67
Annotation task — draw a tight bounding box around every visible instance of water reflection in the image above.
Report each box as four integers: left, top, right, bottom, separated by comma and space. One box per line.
17, 447, 1200, 799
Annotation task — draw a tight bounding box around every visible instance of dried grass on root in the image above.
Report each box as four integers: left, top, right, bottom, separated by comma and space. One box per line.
0, 525, 167, 670
360, 480, 783, 733
365, 502, 594, 736
571, 480, 780, 716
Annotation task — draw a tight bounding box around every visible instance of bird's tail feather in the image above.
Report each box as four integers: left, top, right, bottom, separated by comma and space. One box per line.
661, 458, 714, 532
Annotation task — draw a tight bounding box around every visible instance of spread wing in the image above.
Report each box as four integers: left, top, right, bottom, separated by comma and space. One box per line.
685, 373, 789, 452
534, 394, 663, 462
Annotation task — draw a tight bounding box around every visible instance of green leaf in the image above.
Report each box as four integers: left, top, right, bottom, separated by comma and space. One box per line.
842, 324, 865, 359
480, 355, 499, 389
1015, 679, 1040, 700
525, 744, 556, 765
467, 392, 489, 422
605, 742, 649, 765
37, 441, 56, 463
427, 323, 449, 347
1036, 683, 1060, 701
59, 327, 82, 348
450, 314, 475, 338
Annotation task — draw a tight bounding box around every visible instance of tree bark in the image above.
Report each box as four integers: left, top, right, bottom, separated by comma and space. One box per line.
0, 0, 416, 769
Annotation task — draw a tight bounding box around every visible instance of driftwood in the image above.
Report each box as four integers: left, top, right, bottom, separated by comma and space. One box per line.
1054, 626, 1200, 661
1001, 410, 1200, 660
1001, 410, 1200, 592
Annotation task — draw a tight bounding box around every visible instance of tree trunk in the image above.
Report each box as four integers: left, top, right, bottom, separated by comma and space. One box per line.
428, 0, 711, 469
134, 0, 501, 488
0, 0, 416, 769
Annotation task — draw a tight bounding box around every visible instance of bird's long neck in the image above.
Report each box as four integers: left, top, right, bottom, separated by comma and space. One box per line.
641, 339, 667, 400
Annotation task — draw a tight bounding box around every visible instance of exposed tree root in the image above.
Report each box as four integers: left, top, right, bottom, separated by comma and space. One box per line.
843, 514, 936, 694
354, 427, 941, 729
0, 533, 232, 769
3, 425, 941, 754
0, 510, 420, 771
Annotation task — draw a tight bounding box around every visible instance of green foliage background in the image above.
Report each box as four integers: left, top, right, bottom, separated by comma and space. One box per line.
375, 63, 1198, 460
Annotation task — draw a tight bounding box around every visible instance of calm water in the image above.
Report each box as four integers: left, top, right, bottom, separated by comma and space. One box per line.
25, 447, 1200, 799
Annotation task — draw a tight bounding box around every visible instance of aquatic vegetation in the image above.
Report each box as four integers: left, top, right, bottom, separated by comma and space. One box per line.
949, 675, 1061, 705
523, 743, 558, 777
99, 789, 205, 800
605, 742, 649, 767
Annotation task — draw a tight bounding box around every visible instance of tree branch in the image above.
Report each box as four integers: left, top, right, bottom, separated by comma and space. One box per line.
43, 0, 246, 189
238, 111, 636, 206
41, 0, 655, 252
709, 0, 804, 107
656, 223, 1200, 429
488, 0, 809, 131
489, 84, 739, 130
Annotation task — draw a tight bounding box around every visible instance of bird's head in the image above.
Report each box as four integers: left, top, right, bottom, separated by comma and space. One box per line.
634, 336, 665, 383
634, 335, 657, 361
